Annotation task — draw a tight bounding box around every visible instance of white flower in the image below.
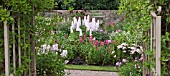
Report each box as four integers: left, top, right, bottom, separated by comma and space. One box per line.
111, 51, 115, 54
130, 47, 135, 50
122, 46, 126, 50
121, 43, 128, 46
42, 44, 47, 53
92, 37, 96, 40
117, 45, 123, 49
115, 62, 122, 66
123, 50, 126, 53
114, 55, 116, 58
139, 46, 143, 52
79, 29, 83, 36
122, 59, 127, 63
64, 60, 69, 64
46, 45, 51, 52
60, 50, 68, 57
56, 52, 58, 54
108, 40, 111, 43
136, 48, 142, 54
130, 50, 135, 54
132, 44, 136, 46
51, 44, 58, 51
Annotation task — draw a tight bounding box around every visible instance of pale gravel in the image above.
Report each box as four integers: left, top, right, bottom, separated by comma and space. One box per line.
64, 69, 118, 76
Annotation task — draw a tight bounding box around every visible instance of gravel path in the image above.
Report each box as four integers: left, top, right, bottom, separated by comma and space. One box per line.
64, 69, 118, 76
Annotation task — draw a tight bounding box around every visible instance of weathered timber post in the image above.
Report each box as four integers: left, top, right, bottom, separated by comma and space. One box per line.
4, 21, 10, 76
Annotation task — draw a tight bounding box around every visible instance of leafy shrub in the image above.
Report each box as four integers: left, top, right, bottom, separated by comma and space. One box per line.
37, 52, 65, 76
118, 62, 142, 76
54, 0, 119, 10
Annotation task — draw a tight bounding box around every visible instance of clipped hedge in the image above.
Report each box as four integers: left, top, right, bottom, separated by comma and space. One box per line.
54, 0, 119, 10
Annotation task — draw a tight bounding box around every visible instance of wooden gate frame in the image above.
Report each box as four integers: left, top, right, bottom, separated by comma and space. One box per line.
143, 10, 161, 76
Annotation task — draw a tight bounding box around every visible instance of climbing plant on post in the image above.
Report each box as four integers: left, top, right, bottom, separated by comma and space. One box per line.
0, 0, 54, 75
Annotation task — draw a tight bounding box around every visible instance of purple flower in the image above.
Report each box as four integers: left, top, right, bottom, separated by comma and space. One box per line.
146, 74, 150, 76
51, 44, 58, 51
122, 59, 127, 63
115, 62, 122, 67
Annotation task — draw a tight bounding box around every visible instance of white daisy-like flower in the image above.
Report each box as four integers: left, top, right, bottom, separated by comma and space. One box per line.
64, 60, 69, 64
136, 48, 142, 54
51, 44, 58, 51
60, 50, 68, 57
122, 59, 127, 63
111, 51, 115, 54
114, 55, 116, 58
117, 45, 123, 49
115, 62, 122, 66
121, 43, 128, 46
130, 50, 135, 54
123, 50, 126, 53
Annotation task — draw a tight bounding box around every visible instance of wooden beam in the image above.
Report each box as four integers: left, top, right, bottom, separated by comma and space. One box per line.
150, 11, 157, 17
12, 23, 16, 75
18, 16, 21, 67
156, 16, 161, 76
4, 21, 10, 76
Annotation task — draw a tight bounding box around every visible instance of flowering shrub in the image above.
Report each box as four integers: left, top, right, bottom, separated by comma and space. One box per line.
118, 62, 142, 76
37, 43, 69, 76
37, 52, 65, 76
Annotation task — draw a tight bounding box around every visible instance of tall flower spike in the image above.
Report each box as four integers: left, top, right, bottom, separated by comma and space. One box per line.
79, 29, 83, 36
84, 35, 87, 40
89, 29, 92, 36
79, 37, 83, 43
70, 21, 74, 33
100, 42, 105, 46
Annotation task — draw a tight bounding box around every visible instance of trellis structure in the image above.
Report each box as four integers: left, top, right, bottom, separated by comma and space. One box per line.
143, 9, 161, 76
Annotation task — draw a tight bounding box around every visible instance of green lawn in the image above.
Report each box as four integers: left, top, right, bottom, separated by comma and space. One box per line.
65, 64, 118, 72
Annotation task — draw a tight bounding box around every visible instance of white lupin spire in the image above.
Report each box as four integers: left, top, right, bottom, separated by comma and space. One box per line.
87, 15, 90, 23
78, 17, 81, 26
73, 17, 77, 29
89, 29, 92, 36
76, 17, 81, 31
95, 20, 99, 31
92, 18, 96, 31
70, 21, 74, 33
79, 29, 83, 36
82, 16, 86, 25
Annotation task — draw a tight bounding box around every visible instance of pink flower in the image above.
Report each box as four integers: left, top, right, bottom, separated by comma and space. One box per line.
116, 30, 122, 34
79, 37, 83, 43
95, 40, 98, 46
89, 35, 93, 42
108, 47, 110, 53
111, 40, 114, 42
84, 35, 87, 40
105, 40, 109, 44
100, 42, 105, 46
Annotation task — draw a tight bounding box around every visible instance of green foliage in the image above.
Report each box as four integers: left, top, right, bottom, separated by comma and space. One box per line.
161, 32, 170, 75
37, 52, 65, 76
54, 0, 119, 10
0, 0, 56, 75
118, 62, 142, 76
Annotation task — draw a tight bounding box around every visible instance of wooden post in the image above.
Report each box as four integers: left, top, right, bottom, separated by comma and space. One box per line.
12, 23, 16, 75
32, 4, 36, 76
4, 21, 10, 76
18, 16, 21, 67
156, 16, 161, 76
